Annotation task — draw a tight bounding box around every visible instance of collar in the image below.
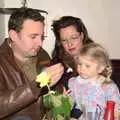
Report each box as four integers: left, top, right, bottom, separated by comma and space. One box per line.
76, 75, 105, 85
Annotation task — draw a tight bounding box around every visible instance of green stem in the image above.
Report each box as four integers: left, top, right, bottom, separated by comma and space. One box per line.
47, 84, 51, 94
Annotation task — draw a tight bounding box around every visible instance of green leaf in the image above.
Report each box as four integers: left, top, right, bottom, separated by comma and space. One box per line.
43, 92, 73, 119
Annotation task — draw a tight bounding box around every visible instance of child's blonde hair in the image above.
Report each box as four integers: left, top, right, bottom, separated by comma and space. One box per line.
76, 43, 112, 84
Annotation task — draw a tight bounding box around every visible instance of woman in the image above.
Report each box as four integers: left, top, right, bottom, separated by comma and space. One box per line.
51, 16, 93, 93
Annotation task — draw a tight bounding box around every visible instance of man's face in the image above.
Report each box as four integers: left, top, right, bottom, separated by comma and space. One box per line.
11, 19, 44, 59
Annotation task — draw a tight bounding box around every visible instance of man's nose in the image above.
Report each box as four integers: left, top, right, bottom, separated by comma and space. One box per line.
36, 38, 42, 46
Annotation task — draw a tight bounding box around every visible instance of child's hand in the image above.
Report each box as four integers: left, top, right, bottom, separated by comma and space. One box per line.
63, 87, 71, 96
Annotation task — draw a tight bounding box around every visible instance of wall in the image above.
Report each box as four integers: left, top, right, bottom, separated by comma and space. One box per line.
3, 0, 120, 59
0, 0, 5, 44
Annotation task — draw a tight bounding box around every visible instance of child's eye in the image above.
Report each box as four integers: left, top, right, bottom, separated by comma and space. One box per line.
77, 63, 82, 68
78, 63, 82, 66
86, 65, 90, 68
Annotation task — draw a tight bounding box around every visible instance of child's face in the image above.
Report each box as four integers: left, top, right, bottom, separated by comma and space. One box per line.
77, 56, 104, 79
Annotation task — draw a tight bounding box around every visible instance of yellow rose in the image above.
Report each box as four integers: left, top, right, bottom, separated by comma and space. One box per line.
36, 71, 50, 87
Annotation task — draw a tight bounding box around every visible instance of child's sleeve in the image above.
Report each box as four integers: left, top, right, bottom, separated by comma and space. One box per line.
68, 77, 76, 101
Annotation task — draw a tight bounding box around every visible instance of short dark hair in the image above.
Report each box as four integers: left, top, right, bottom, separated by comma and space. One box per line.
8, 7, 45, 32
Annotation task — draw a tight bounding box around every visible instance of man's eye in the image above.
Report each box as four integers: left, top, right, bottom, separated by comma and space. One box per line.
31, 36, 36, 39
41, 35, 46, 40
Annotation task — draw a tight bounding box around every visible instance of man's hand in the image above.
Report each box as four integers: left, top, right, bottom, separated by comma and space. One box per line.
44, 63, 64, 86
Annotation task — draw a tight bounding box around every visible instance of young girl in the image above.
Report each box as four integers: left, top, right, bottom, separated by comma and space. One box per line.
68, 43, 120, 119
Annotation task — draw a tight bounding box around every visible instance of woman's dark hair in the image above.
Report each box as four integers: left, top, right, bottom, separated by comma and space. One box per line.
51, 16, 93, 61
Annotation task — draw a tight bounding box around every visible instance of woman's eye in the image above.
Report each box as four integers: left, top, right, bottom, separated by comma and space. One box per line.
61, 40, 67, 43
72, 37, 78, 39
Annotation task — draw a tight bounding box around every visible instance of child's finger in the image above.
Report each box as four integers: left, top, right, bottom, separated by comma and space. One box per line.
63, 87, 71, 95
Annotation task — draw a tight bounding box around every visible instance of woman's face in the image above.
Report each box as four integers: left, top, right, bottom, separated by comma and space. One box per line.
59, 25, 83, 57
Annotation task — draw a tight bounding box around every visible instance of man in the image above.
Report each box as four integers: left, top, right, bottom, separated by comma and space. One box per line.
0, 7, 64, 120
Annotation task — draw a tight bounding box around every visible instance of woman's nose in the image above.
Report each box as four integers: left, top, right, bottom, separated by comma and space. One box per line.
67, 40, 73, 46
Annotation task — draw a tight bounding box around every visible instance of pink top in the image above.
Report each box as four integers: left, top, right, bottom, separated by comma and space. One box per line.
68, 76, 120, 119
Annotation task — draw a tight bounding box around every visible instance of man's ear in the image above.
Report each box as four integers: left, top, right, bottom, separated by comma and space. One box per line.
8, 30, 18, 42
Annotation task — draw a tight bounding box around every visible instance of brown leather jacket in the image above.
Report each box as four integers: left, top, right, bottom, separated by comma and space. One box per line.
0, 40, 51, 120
